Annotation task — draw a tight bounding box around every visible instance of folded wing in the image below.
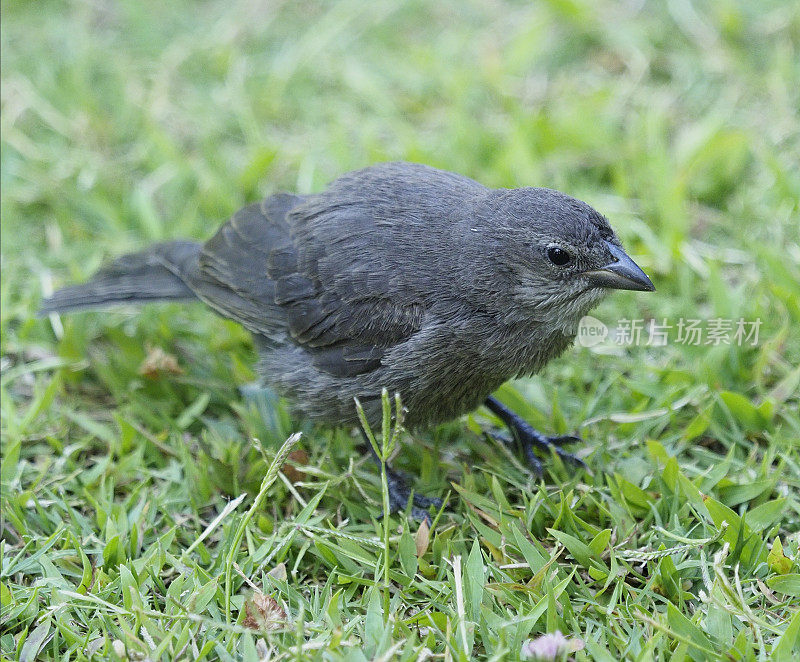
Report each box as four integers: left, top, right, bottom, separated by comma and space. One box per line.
192, 191, 425, 377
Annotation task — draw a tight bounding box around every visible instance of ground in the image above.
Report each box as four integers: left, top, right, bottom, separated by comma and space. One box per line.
1, 0, 799, 660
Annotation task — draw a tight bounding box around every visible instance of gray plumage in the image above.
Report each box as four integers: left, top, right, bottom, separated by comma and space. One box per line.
41, 162, 653, 430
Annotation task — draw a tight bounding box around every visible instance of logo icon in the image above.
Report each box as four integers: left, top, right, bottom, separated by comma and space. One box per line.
576, 316, 608, 347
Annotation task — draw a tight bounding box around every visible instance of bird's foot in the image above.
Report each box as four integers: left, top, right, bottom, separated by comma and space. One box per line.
359, 430, 442, 521
484, 395, 587, 476
491, 426, 587, 477
382, 465, 443, 522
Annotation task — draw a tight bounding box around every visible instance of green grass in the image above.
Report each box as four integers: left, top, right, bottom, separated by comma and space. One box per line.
2, 0, 800, 659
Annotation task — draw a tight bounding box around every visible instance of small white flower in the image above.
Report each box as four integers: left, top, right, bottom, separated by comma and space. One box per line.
520, 631, 585, 661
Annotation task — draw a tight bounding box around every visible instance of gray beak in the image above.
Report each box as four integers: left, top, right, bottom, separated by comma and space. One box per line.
585, 241, 655, 292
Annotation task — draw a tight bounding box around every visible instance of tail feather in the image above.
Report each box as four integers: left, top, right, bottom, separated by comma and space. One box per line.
39, 240, 202, 315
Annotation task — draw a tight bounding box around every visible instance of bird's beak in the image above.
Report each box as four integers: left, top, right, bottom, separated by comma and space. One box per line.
584, 241, 655, 292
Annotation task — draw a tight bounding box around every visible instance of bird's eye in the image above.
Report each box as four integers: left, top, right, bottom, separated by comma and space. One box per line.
546, 245, 573, 267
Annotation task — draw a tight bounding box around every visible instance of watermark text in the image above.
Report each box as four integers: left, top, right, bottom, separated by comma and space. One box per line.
576, 316, 761, 348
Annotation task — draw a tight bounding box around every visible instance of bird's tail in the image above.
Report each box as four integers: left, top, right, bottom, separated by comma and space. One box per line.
39, 240, 202, 315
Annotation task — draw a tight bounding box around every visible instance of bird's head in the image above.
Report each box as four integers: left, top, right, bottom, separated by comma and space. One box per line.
468, 187, 654, 330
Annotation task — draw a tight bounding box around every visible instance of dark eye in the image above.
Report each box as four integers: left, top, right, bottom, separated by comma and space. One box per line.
546, 245, 573, 267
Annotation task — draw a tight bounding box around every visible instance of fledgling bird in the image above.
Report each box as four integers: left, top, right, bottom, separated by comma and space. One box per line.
40, 162, 654, 518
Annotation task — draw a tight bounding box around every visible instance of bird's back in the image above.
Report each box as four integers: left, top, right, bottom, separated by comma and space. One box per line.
188, 163, 488, 380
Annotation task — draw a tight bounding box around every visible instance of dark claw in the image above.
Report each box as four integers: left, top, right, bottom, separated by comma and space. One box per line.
552, 446, 588, 470
490, 429, 586, 474
546, 434, 583, 446
361, 431, 442, 520
485, 396, 588, 475
380, 505, 435, 523
411, 493, 444, 509
380, 473, 441, 523
521, 437, 544, 476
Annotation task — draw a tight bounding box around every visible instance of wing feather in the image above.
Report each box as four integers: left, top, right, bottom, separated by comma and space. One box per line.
192, 189, 426, 376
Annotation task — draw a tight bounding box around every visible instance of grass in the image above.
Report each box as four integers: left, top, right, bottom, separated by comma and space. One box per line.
2, 0, 799, 659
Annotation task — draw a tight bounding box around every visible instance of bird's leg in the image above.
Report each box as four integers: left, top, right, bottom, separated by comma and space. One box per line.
360, 431, 443, 521
484, 396, 587, 475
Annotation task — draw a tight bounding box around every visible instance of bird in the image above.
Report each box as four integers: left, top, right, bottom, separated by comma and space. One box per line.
40, 162, 655, 519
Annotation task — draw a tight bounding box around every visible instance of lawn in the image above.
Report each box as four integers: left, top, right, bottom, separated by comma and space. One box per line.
2, 0, 799, 659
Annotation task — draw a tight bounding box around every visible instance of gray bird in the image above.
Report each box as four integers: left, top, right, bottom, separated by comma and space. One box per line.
40, 162, 654, 518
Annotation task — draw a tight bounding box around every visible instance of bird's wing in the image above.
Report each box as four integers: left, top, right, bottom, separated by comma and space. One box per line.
191, 194, 297, 343
191, 190, 426, 377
